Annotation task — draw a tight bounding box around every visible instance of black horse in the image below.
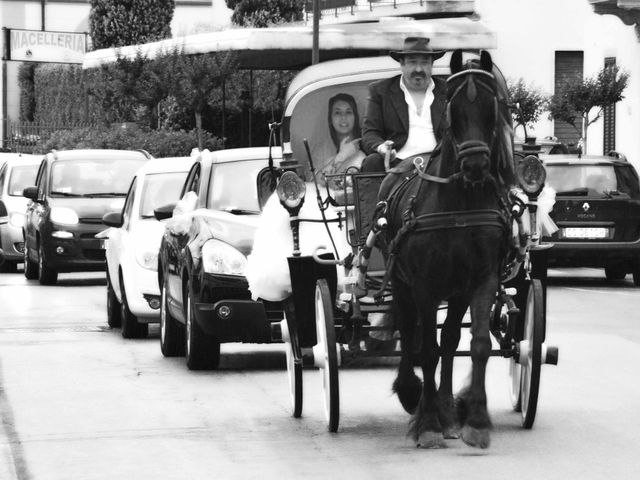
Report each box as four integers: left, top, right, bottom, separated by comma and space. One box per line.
379, 50, 515, 449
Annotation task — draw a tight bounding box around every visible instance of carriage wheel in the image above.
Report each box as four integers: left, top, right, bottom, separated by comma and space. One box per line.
508, 354, 522, 412
314, 279, 340, 433
519, 278, 544, 429
281, 316, 303, 418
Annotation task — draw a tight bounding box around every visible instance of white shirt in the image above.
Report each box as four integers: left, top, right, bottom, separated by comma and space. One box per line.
396, 75, 437, 159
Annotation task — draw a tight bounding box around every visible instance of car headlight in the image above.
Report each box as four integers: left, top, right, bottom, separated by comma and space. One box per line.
50, 207, 79, 225
201, 239, 247, 276
136, 247, 158, 271
9, 212, 25, 228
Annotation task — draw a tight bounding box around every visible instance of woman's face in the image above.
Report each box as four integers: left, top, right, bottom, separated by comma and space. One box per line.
331, 100, 355, 137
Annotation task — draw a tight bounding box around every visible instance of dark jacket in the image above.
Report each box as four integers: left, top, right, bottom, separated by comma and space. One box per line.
361, 75, 447, 155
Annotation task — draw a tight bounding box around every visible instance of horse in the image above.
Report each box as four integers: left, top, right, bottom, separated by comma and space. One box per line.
378, 49, 515, 449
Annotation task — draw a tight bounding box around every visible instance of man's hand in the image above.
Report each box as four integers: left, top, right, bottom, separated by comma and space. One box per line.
377, 140, 396, 161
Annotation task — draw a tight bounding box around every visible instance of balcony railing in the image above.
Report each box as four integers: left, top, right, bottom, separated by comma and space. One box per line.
304, 0, 476, 23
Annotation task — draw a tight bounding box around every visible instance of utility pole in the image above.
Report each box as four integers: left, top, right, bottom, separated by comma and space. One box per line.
312, 0, 320, 65
41, 0, 47, 31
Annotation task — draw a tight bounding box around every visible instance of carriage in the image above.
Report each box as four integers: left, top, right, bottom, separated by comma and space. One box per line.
264, 30, 559, 446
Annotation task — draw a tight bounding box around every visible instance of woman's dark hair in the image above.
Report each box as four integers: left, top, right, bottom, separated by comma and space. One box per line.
328, 93, 361, 152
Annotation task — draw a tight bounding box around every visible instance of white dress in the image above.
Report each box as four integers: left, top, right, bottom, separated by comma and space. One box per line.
246, 183, 353, 302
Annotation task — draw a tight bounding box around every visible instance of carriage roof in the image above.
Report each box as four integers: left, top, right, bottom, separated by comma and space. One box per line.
82, 17, 496, 71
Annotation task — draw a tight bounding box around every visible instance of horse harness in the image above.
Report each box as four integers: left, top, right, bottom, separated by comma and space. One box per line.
371, 68, 513, 301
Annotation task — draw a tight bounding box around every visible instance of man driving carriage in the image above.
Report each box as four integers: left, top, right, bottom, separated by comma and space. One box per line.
361, 37, 448, 173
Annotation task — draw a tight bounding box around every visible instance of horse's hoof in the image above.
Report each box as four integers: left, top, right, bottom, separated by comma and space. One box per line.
416, 431, 446, 449
443, 426, 460, 440
393, 375, 422, 414
461, 425, 490, 449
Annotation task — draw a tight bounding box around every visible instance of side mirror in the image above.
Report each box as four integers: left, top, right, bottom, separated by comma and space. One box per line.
102, 211, 123, 228
154, 203, 176, 221
23, 186, 38, 201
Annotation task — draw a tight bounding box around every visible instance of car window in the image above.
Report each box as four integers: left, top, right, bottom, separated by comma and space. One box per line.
139, 172, 187, 219
0, 164, 6, 192
614, 164, 640, 199
207, 159, 265, 213
545, 164, 618, 195
49, 157, 146, 197
182, 163, 201, 197
8, 164, 39, 196
122, 178, 137, 230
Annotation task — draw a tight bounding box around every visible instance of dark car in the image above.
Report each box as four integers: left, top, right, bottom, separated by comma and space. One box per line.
23, 149, 151, 285
156, 147, 283, 370
532, 152, 640, 284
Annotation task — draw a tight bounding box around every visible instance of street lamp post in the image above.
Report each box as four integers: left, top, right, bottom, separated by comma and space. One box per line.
312, 0, 320, 65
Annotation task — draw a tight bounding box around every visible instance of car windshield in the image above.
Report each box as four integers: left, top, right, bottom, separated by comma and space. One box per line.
545, 164, 618, 195
139, 172, 187, 219
50, 157, 147, 197
8, 164, 38, 196
207, 159, 265, 213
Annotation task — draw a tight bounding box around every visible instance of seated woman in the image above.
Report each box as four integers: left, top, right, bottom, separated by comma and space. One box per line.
246, 93, 364, 302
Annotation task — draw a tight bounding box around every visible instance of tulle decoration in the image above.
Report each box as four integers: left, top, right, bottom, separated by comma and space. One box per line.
246, 183, 351, 302
513, 185, 559, 239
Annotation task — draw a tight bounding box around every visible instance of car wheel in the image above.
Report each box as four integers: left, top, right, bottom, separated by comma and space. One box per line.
106, 270, 122, 328
24, 244, 38, 279
120, 280, 148, 339
0, 261, 18, 273
160, 277, 185, 357
38, 243, 57, 285
185, 282, 220, 371
605, 265, 627, 281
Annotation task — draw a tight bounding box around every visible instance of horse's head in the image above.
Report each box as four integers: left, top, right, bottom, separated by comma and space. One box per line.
447, 50, 500, 186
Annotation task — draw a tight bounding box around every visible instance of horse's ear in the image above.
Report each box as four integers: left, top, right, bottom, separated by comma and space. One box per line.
480, 50, 493, 73
450, 50, 463, 74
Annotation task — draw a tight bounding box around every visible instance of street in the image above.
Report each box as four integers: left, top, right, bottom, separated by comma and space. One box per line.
1, 268, 640, 480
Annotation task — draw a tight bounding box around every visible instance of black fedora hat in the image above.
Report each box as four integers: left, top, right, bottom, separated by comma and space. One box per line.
390, 36, 446, 62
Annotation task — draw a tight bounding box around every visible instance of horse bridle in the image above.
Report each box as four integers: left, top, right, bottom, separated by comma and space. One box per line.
446, 68, 499, 163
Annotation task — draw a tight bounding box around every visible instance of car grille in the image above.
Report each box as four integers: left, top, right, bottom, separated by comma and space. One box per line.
83, 249, 105, 261
79, 217, 104, 225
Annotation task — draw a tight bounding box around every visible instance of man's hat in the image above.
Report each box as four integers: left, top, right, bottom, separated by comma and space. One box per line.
390, 37, 446, 62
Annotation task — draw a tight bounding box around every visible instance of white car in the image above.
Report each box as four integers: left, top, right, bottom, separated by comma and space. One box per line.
0, 153, 42, 273
100, 157, 193, 338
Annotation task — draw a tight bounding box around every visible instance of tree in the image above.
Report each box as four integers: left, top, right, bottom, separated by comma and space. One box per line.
507, 78, 549, 141
225, 0, 304, 27
89, 0, 175, 49
164, 49, 238, 150
548, 64, 629, 153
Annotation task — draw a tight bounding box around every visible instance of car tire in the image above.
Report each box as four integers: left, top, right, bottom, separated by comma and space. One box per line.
605, 266, 627, 281
0, 261, 18, 273
106, 270, 122, 328
120, 280, 148, 339
185, 282, 220, 371
24, 244, 38, 280
38, 243, 57, 285
160, 277, 185, 357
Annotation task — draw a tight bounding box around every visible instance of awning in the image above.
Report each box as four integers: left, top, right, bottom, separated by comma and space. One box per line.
82, 17, 496, 70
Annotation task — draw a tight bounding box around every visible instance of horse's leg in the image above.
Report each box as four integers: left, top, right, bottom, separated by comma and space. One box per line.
438, 296, 468, 439
391, 278, 422, 415
458, 280, 496, 449
409, 297, 445, 448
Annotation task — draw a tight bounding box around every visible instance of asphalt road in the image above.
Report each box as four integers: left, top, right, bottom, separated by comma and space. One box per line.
1, 268, 639, 480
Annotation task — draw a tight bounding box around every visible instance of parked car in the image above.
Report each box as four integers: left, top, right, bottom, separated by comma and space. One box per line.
514, 136, 570, 155
155, 147, 284, 370
0, 153, 41, 272
532, 151, 640, 284
100, 157, 193, 338
23, 149, 152, 285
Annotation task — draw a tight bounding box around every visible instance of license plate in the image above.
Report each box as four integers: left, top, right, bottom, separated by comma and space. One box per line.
562, 227, 609, 239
